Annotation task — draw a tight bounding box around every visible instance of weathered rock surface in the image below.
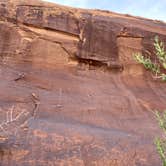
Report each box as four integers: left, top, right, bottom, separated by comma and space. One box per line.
1, 0, 166, 68
0, 0, 166, 165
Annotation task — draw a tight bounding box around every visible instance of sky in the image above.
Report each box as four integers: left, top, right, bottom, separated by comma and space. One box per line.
43, 0, 166, 22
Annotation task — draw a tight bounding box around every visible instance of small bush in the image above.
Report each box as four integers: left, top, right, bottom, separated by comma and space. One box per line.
133, 36, 166, 81
155, 111, 166, 166
134, 37, 166, 166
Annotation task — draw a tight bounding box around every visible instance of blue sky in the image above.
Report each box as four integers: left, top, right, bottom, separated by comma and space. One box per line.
43, 0, 166, 22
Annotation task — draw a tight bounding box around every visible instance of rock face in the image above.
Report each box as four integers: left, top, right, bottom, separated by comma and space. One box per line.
1, 0, 166, 68
0, 0, 166, 166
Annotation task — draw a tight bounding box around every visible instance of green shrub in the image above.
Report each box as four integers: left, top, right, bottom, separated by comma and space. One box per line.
133, 36, 166, 81
134, 37, 166, 165
155, 111, 166, 166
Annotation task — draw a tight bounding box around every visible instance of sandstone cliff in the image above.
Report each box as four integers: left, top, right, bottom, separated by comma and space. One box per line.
0, 0, 166, 166
0, 0, 166, 70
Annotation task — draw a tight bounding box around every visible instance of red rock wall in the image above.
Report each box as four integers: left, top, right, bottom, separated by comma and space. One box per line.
0, 0, 166, 70
0, 1, 166, 166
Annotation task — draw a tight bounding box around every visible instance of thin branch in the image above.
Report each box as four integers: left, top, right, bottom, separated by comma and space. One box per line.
31, 93, 40, 118
10, 105, 15, 122
6, 111, 9, 123
12, 110, 27, 121
57, 88, 63, 108
14, 73, 25, 81
0, 124, 8, 135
